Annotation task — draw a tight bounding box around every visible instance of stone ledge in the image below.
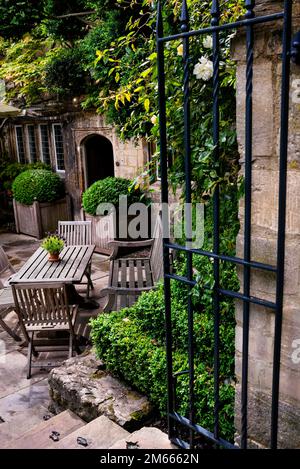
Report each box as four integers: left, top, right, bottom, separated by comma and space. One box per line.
48, 351, 153, 431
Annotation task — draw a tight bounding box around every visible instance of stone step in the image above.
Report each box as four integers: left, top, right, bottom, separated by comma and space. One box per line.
50, 415, 130, 449
110, 427, 176, 450
0, 403, 49, 448
5, 410, 85, 449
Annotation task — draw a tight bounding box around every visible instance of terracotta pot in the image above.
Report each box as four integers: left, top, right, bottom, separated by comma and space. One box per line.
48, 252, 60, 262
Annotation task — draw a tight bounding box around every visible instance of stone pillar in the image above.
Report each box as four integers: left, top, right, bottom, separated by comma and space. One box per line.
233, 0, 300, 448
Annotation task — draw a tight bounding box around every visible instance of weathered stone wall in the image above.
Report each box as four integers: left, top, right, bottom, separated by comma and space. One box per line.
233, 0, 300, 448
1, 109, 148, 219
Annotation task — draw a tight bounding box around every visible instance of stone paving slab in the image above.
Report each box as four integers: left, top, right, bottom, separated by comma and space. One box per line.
0, 378, 50, 447
0, 231, 111, 448
0, 350, 49, 399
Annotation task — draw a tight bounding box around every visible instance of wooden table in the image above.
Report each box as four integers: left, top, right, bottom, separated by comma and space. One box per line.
9, 245, 95, 286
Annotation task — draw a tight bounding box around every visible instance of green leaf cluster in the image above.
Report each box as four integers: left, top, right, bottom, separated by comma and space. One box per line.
41, 234, 64, 254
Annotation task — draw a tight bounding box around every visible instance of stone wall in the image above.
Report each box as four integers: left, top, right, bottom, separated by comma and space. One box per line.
1, 109, 148, 219
233, 0, 300, 448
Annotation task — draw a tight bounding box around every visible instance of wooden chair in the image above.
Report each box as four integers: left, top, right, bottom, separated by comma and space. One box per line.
0, 246, 21, 341
12, 283, 79, 379
101, 218, 164, 312
58, 221, 94, 298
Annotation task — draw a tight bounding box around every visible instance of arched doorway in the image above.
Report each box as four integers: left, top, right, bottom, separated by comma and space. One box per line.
83, 134, 114, 188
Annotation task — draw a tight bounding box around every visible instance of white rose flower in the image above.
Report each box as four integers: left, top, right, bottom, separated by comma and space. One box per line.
151, 115, 158, 125
203, 35, 213, 49
193, 57, 213, 81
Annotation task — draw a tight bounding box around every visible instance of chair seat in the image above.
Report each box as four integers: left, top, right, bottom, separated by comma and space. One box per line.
0, 286, 14, 307
111, 258, 153, 290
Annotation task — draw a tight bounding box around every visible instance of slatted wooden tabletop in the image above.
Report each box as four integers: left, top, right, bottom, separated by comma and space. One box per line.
9, 245, 95, 285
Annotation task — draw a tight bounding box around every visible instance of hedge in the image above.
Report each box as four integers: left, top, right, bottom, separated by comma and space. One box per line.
90, 281, 236, 442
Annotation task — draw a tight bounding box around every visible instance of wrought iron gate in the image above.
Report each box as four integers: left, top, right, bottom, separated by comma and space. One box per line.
157, 0, 293, 449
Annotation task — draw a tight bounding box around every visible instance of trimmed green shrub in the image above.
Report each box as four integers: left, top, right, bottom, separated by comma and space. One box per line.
90, 306, 235, 442
82, 177, 146, 216
12, 169, 64, 205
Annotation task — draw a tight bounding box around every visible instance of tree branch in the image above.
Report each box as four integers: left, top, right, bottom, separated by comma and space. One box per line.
55, 11, 96, 19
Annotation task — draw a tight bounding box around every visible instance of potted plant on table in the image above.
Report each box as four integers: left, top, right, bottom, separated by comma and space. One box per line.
41, 234, 65, 262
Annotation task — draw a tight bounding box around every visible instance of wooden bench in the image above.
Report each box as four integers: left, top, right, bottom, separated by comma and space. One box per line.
101, 218, 164, 312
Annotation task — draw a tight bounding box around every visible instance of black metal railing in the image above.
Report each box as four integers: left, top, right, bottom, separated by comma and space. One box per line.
156, 0, 292, 450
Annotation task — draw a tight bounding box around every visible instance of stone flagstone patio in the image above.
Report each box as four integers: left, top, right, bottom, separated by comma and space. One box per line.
0, 231, 110, 447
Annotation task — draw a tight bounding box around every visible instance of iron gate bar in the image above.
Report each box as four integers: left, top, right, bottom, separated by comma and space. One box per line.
157, 12, 285, 43
157, 0, 292, 450
165, 241, 278, 272
271, 0, 292, 450
211, 0, 221, 441
169, 412, 237, 450
180, 0, 195, 448
156, 0, 174, 444
165, 272, 278, 311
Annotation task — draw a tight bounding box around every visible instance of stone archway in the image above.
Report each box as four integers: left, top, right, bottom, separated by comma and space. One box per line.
82, 134, 114, 188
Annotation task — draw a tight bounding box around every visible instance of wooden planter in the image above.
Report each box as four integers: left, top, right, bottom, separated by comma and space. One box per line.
13, 196, 72, 239
83, 212, 114, 255
82, 210, 151, 255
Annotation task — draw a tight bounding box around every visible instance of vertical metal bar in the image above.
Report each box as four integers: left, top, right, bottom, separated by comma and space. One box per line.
241, 0, 255, 450
180, 0, 195, 449
211, 0, 221, 441
156, 0, 174, 442
271, 0, 292, 450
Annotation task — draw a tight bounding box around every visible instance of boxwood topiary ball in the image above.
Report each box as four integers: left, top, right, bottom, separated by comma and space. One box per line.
82, 177, 145, 216
12, 169, 65, 205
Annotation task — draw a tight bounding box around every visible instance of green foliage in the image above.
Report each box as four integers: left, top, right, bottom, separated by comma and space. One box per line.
41, 234, 64, 254
0, 33, 60, 104
90, 285, 236, 441
82, 176, 146, 216
44, 47, 87, 97
0, 0, 43, 39
90, 176, 240, 441
12, 169, 64, 205
0, 160, 50, 192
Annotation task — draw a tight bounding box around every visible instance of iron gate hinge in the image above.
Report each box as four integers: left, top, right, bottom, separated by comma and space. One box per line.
291, 31, 300, 65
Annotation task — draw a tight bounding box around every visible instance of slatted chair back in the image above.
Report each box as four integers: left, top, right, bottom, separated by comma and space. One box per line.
0, 245, 15, 278
12, 283, 71, 327
150, 217, 164, 284
58, 221, 92, 246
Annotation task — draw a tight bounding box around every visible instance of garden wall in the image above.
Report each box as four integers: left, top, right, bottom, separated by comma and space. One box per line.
233, 0, 300, 448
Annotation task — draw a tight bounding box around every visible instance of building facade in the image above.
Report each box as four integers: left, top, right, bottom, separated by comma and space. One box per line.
1, 101, 150, 218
